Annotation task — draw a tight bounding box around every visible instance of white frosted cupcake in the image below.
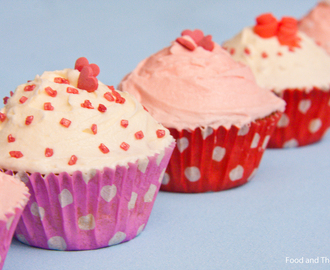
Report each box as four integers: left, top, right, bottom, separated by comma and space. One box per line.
223, 14, 330, 147
0, 172, 29, 270
0, 58, 175, 250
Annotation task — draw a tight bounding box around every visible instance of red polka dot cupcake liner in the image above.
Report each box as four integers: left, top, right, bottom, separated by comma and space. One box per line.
268, 88, 330, 148
12, 142, 174, 251
0, 200, 28, 270
160, 112, 281, 193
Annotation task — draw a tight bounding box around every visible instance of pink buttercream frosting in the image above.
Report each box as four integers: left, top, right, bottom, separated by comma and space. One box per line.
299, 1, 330, 54
0, 172, 29, 220
119, 36, 285, 131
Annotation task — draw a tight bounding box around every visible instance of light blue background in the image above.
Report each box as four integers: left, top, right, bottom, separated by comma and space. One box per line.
1, 1, 330, 269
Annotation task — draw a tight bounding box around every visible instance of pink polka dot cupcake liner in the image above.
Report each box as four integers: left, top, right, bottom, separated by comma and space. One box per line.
0, 177, 29, 270
268, 88, 330, 148
161, 112, 281, 193
12, 142, 175, 251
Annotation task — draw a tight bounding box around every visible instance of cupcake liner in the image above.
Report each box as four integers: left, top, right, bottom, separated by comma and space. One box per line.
161, 112, 281, 193
13, 142, 175, 251
268, 88, 330, 148
0, 183, 29, 270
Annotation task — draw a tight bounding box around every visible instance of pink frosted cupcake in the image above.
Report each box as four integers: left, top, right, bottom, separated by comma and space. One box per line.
223, 14, 330, 148
119, 30, 285, 193
0, 172, 29, 270
299, 1, 330, 54
0, 58, 175, 250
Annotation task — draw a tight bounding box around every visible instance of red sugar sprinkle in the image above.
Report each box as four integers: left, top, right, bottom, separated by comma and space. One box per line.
107, 85, 115, 91
288, 47, 295, 52
7, 134, 15, 143
10, 91, 14, 97
68, 155, 77, 165
104, 92, 115, 102
9, 151, 23, 159
67, 87, 79, 94
0, 113, 6, 122
99, 143, 110, 154
60, 118, 71, 128
24, 84, 36, 92
54, 77, 70, 84
25, 115, 34, 125
81, 100, 94, 109
120, 142, 130, 151
143, 106, 149, 112
156, 129, 165, 138
98, 104, 107, 113
44, 102, 54, 111
244, 47, 251, 55
111, 90, 125, 104
277, 52, 283, 56
45, 86, 57, 97
135, 131, 144, 140
120, 119, 128, 128
230, 48, 235, 55
176, 37, 196, 51
91, 124, 97, 134
3, 97, 9, 104
45, 148, 53, 157
261, 52, 268, 58
19, 96, 28, 104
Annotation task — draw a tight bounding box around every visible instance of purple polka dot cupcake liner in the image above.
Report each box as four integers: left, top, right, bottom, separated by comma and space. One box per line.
12, 142, 175, 251
268, 88, 330, 148
161, 112, 282, 193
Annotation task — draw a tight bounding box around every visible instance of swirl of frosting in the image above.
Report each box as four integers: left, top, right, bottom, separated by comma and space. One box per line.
119, 37, 285, 131
0, 68, 174, 174
223, 26, 330, 93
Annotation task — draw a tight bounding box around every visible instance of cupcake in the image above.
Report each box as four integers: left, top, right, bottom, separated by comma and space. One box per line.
0, 172, 29, 270
119, 30, 285, 193
223, 13, 330, 148
299, 1, 330, 55
0, 58, 175, 250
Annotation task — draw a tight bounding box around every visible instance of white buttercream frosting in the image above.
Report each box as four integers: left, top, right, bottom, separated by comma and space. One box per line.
223, 27, 330, 93
0, 69, 174, 174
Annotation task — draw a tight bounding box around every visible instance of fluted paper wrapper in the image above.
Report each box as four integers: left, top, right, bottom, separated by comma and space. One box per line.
161, 112, 281, 193
13, 142, 175, 251
268, 88, 330, 148
0, 194, 29, 270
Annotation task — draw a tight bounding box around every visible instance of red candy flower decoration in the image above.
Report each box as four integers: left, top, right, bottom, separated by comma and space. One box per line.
176, 29, 214, 52
75, 57, 100, 92
253, 13, 300, 47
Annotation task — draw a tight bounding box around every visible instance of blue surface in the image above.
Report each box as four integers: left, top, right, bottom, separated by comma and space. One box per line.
2, 0, 330, 269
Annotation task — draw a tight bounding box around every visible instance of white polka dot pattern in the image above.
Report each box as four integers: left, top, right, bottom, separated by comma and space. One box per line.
212, 146, 226, 162
30, 202, 45, 220
6, 216, 14, 230
250, 133, 260, 148
277, 113, 290, 128
138, 157, 149, 173
184, 167, 201, 182
144, 184, 157, 202
238, 125, 249, 136
177, 137, 189, 153
47, 236, 67, 251
100, 185, 117, 203
309, 118, 322, 133
16, 234, 29, 245
78, 214, 96, 231
158, 168, 166, 183
137, 224, 145, 236
248, 168, 258, 181
262, 135, 271, 149
108, 232, 126, 246
229, 165, 244, 181
298, 99, 311, 114
58, 189, 73, 208
201, 127, 213, 139
283, 139, 299, 148
162, 173, 170, 185
128, 192, 138, 210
